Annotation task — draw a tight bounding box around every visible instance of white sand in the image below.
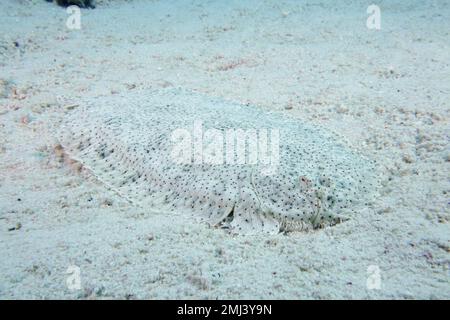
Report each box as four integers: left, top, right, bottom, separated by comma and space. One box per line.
0, 0, 448, 299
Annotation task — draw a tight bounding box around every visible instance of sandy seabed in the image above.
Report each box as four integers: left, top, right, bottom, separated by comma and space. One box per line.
0, 0, 449, 299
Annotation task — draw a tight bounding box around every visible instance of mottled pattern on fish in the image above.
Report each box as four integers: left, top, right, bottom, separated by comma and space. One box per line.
58, 89, 379, 234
